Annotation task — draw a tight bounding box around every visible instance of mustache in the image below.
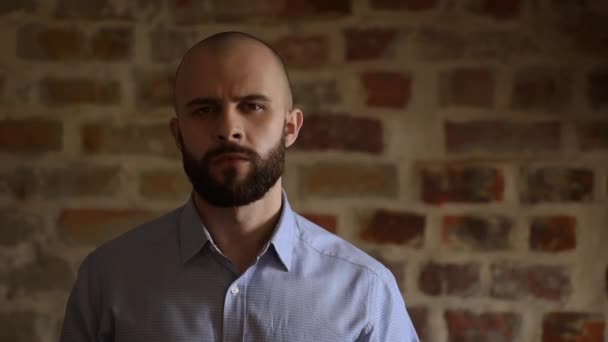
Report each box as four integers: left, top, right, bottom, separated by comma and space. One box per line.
204, 143, 259, 161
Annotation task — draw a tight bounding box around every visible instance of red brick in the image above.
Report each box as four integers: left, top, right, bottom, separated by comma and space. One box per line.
542, 312, 604, 342
0, 119, 62, 154
135, 69, 175, 110
370, 0, 438, 10
408, 306, 428, 341
420, 165, 504, 205
280, 0, 352, 17
577, 122, 608, 151
512, 67, 572, 111
442, 215, 512, 251
445, 310, 521, 342
299, 163, 398, 198
491, 263, 571, 301
41, 78, 121, 105
300, 213, 338, 233
465, 0, 522, 19
530, 216, 576, 252
273, 35, 329, 68
55, 0, 145, 20
294, 113, 383, 154
81, 123, 178, 158
361, 71, 411, 108
344, 28, 399, 61
17, 25, 86, 61
361, 209, 425, 246
58, 208, 159, 245
445, 120, 561, 153
521, 168, 593, 203
588, 68, 608, 109
139, 170, 191, 200
419, 262, 480, 296
0, 1, 37, 14
551, 1, 608, 59
90, 27, 133, 61
440, 68, 495, 107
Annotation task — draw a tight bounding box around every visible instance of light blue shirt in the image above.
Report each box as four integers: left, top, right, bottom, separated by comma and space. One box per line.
60, 193, 419, 341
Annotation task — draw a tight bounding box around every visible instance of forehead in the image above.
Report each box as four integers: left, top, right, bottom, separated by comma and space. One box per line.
175, 44, 284, 103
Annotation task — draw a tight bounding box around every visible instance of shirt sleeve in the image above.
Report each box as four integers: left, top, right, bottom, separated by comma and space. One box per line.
59, 253, 106, 342
358, 268, 420, 342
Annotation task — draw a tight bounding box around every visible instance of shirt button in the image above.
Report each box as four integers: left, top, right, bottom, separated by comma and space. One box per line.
231, 286, 240, 295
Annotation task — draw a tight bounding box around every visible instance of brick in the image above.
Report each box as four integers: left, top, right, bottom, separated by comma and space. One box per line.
440, 68, 495, 107
294, 113, 383, 154
530, 216, 576, 252
81, 123, 178, 158
149, 27, 198, 63
139, 170, 191, 200
420, 165, 504, 205
170, 0, 350, 24
370, 0, 438, 10
442, 214, 512, 251
134, 69, 174, 110
361, 209, 425, 246
542, 312, 604, 342
0, 311, 38, 342
412, 29, 538, 61
17, 24, 86, 61
40, 78, 121, 105
465, 0, 522, 19
511, 67, 572, 111
344, 28, 399, 61
491, 263, 571, 301
588, 68, 608, 109
445, 120, 561, 153
273, 35, 329, 68
520, 167, 593, 204
0, 119, 62, 154
0, 208, 41, 246
292, 79, 340, 110
419, 262, 480, 296
577, 122, 608, 151
361, 71, 411, 108
1, 165, 121, 200
408, 307, 428, 341
58, 208, 158, 245
90, 27, 133, 61
299, 163, 398, 198
445, 310, 521, 342
56, 0, 130, 19
300, 213, 338, 233
551, 2, 608, 58
368, 252, 406, 290
8, 252, 73, 295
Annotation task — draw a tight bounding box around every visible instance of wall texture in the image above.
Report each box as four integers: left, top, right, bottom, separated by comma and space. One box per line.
1, 0, 607, 341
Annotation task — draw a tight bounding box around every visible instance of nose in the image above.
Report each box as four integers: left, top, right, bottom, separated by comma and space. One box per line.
216, 106, 244, 143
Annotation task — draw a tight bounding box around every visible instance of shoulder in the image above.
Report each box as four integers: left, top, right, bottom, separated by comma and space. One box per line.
86, 206, 183, 265
293, 213, 393, 281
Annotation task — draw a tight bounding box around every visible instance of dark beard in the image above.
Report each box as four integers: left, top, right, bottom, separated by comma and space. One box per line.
179, 133, 285, 207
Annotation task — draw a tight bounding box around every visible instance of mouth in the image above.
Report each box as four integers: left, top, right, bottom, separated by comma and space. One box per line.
212, 153, 250, 165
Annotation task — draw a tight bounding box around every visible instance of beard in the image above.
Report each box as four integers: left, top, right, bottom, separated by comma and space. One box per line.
179, 132, 285, 207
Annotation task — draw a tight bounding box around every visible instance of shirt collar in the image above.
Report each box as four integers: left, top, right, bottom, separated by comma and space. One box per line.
178, 191, 296, 271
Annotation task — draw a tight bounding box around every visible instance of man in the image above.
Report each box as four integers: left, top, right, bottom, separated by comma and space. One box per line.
60, 32, 419, 341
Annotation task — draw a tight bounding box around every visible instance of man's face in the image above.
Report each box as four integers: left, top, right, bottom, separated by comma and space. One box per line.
172, 41, 300, 207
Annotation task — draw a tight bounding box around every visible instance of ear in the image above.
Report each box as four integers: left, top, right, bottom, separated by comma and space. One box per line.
284, 108, 303, 148
169, 117, 183, 152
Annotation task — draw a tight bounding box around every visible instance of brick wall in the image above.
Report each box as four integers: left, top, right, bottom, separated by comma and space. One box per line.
1, 0, 607, 341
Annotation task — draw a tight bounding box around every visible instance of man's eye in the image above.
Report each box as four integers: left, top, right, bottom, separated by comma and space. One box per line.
243, 103, 263, 112
192, 106, 213, 115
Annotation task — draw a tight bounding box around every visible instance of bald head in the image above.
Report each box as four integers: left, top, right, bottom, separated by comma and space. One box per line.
173, 31, 293, 114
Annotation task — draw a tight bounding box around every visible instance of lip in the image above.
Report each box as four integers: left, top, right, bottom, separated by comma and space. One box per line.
213, 153, 250, 164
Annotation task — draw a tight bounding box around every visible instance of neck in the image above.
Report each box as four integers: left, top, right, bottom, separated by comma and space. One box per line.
192, 180, 284, 273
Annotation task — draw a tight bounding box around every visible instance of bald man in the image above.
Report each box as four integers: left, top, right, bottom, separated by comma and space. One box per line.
60, 32, 419, 342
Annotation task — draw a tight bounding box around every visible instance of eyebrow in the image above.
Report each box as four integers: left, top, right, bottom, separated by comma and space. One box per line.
185, 94, 271, 107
